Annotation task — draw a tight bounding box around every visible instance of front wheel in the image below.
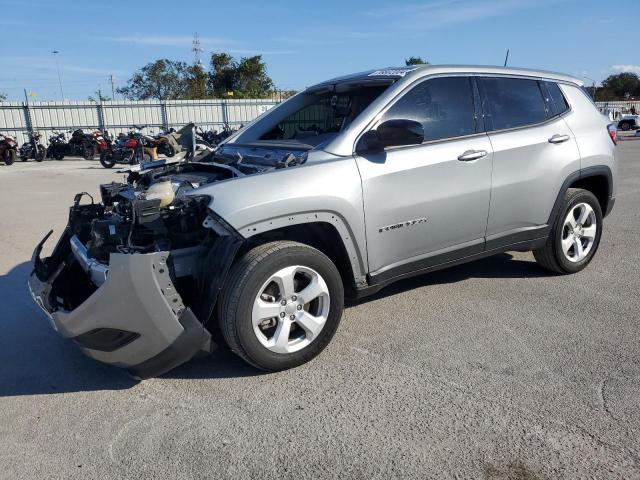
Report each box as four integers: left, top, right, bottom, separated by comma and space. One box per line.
99, 151, 115, 168
217, 241, 344, 371
35, 145, 45, 162
534, 188, 603, 274
159, 143, 175, 157
3, 149, 16, 165
619, 121, 631, 131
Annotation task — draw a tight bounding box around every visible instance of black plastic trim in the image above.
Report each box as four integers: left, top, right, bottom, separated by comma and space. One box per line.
127, 308, 210, 379
73, 328, 140, 352
357, 235, 547, 299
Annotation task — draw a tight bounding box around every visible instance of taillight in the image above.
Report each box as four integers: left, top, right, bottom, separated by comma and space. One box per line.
607, 124, 617, 145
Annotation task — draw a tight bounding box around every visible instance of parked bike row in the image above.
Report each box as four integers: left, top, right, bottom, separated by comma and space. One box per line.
0, 123, 239, 167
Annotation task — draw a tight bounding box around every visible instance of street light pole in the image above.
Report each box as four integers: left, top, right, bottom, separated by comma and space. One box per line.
52, 50, 64, 101
583, 75, 597, 101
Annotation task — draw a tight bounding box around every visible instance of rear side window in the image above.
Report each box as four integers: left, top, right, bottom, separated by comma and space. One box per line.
380, 76, 475, 142
543, 81, 569, 116
481, 77, 547, 130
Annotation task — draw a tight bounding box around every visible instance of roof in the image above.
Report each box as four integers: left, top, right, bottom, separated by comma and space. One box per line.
310, 64, 584, 89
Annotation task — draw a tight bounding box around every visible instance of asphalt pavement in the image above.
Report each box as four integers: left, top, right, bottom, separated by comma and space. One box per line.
0, 143, 639, 479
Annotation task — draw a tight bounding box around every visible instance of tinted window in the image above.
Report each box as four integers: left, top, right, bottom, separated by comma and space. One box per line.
481, 77, 547, 130
544, 81, 569, 116
380, 77, 475, 142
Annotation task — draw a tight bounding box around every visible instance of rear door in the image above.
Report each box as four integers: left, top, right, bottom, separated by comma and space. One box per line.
355, 76, 493, 278
479, 76, 580, 248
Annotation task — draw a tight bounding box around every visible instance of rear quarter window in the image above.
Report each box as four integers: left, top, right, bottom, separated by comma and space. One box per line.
544, 81, 570, 116
481, 77, 548, 131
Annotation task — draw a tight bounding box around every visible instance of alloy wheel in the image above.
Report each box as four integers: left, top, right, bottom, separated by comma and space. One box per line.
251, 265, 330, 354
561, 202, 597, 262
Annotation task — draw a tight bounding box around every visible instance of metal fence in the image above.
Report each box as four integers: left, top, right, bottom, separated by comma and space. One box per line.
0, 98, 283, 147
595, 100, 639, 120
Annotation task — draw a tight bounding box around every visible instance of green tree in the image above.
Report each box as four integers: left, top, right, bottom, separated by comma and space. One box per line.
599, 72, 640, 99
0, 92, 7, 101
208, 53, 274, 98
117, 59, 189, 100
405, 56, 429, 66
209, 53, 238, 97
236, 55, 274, 98
185, 64, 208, 100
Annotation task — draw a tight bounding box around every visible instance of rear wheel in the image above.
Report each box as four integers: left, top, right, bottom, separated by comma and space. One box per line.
534, 188, 603, 274
217, 241, 344, 371
83, 145, 95, 160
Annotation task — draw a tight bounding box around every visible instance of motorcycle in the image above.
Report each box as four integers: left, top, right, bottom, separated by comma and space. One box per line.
195, 124, 238, 148
94, 130, 112, 155
18, 131, 45, 162
0, 133, 18, 165
99, 128, 153, 168
46, 128, 96, 160
46, 131, 67, 160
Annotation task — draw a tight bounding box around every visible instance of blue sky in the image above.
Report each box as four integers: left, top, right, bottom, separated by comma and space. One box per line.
1, 0, 637, 101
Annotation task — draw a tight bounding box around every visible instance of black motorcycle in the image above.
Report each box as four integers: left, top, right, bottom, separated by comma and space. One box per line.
46, 129, 96, 160
19, 131, 45, 162
46, 131, 67, 160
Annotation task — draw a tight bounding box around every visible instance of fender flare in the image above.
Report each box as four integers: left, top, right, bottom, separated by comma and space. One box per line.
238, 211, 368, 285
547, 165, 614, 226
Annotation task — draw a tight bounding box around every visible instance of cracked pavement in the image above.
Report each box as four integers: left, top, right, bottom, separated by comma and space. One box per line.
1, 143, 639, 479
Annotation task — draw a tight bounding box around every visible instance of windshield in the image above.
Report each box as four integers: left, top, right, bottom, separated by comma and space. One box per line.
260, 85, 389, 147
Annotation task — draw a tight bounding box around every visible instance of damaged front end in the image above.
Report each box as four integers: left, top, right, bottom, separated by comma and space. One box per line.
28, 171, 242, 378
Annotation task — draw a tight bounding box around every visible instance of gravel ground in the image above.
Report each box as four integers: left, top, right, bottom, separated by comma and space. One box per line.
0, 145, 639, 479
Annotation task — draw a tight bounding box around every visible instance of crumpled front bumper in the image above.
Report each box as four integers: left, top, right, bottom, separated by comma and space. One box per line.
28, 232, 212, 379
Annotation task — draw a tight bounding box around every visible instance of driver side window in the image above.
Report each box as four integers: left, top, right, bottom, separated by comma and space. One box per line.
380, 77, 476, 142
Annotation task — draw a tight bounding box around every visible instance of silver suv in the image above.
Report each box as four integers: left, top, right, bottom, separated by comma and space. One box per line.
29, 65, 617, 377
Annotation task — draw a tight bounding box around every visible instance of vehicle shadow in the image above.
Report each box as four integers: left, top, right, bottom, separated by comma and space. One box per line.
0, 252, 550, 396
0, 261, 259, 397
347, 252, 553, 305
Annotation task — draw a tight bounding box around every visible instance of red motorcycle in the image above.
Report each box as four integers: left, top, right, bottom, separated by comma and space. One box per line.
0, 133, 18, 165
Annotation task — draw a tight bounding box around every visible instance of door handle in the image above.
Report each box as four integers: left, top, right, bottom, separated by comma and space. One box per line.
457, 149, 487, 161
548, 134, 570, 144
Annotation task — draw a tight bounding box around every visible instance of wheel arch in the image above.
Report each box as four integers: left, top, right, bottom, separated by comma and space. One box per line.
548, 165, 614, 225
237, 214, 366, 296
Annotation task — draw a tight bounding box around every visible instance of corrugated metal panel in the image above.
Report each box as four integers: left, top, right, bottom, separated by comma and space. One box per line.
0, 98, 281, 147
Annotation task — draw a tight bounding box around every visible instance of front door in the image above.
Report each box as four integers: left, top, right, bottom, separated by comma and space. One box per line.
355, 76, 493, 278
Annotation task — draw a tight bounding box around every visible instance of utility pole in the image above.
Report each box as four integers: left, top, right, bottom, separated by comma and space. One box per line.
52, 50, 64, 100
503, 49, 510, 67
109, 74, 116, 100
192, 32, 203, 66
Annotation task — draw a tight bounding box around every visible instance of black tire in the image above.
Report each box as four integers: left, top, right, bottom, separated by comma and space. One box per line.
35, 145, 45, 162
160, 143, 175, 157
619, 121, 631, 131
217, 241, 344, 371
4, 149, 15, 165
54, 153, 64, 160
83, 146, 95, 160
20, 155, 28, 162
99, 151, 115, 168
533, 188, 603, 274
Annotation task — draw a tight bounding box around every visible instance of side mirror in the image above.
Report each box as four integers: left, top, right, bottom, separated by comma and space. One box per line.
358, 119, 424, 152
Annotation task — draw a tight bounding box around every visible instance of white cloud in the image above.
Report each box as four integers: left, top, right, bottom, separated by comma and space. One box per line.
105, 35, 294, 55
612, 65, 640, 75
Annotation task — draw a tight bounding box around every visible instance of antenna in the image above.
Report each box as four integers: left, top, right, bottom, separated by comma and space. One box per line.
504, 49, 510, 67
192, 32, 204, 66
